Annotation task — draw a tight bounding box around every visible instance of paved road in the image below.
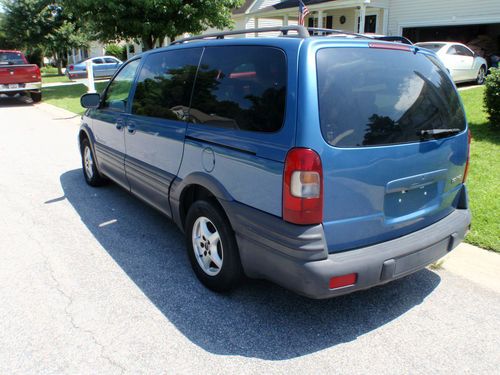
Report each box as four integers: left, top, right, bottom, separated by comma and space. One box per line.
0, 97, 499, 374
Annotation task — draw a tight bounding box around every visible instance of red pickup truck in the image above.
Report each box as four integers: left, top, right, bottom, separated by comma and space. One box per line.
0, 50, 42, 102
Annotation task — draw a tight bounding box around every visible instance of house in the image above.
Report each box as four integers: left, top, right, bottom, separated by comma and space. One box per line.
226, 0, 500, 57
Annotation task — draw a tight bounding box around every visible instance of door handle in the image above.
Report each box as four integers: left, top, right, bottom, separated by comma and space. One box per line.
115, 119, 124, 130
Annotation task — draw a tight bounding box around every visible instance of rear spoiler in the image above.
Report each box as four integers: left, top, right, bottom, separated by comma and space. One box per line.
371, 36, 413, 45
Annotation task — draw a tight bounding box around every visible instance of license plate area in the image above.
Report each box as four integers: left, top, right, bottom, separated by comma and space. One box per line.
8, 84, 20, 89
394, 238, 449, 276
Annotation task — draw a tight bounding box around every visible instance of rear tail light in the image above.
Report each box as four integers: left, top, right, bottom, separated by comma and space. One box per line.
463, 129, 472, 183
69, 65, 74, 71
35, 66, 41, 81
329, 273, 357, 289
283, 148, 323, 225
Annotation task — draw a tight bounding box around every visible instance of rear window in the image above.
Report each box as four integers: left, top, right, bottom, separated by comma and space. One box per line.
0, 52, 25, 65
415, 43, 446, 52
316, 48, 466, 147
190, 46, 287, 132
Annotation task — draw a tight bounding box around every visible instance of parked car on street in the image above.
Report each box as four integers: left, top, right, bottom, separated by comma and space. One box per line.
66, 56, 122, 80
78, 27, 471, 299
415, 42, 488, 84
0, 50, 42, 102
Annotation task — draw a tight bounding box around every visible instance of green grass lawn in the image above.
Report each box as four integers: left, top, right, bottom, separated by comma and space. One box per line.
460, 87, 500, 252
41, 84, 499, 251
42, 74, 71, 84
42, 82, 108, 114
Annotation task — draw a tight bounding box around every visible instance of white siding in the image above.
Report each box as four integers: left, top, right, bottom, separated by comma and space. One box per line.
388, 0, 500, 35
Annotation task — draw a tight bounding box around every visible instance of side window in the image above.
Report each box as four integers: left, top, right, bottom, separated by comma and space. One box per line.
93, 58, 104, 64
447, 46, 458, 55
104, 58, 118, 63
190, 46, 287, 132
131, 48, 202, 121
102, 59, 140, 112
456, 45, 473, 57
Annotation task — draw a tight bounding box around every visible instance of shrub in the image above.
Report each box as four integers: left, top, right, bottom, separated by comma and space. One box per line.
105, 44, 127, 61
484, 68, 500, 128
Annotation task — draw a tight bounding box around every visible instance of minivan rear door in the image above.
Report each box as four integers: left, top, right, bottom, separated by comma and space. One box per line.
303, 43, 468, 252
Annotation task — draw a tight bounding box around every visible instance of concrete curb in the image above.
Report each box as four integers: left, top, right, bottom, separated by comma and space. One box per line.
36, 102, 81, 126
438, 243, 500, 294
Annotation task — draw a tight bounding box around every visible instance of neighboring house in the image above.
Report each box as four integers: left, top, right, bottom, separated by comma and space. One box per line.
222, 0, 500, 56
67, 0, 500, 63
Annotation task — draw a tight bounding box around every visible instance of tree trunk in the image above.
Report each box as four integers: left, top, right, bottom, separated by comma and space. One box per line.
53, 50, 63, 75
141, 35, 156, 51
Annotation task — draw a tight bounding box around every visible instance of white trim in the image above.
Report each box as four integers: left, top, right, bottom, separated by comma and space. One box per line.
398, 16, 500, 35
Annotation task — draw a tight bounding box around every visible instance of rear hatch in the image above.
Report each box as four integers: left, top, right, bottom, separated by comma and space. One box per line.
314, 43, 468, 252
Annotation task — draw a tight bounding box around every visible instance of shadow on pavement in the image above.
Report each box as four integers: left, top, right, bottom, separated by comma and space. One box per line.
0, 94, 35, 107
59, 168, 441, 360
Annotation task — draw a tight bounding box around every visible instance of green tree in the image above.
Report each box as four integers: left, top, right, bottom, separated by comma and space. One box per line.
64, 0, 243, 51
1, 0, 88, 73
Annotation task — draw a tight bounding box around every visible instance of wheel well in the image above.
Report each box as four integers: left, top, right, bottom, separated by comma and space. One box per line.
179, 184, 226, 228
79, 130, 89, 148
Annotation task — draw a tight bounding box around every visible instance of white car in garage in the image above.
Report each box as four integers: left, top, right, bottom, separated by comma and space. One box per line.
415, 42, 488, 85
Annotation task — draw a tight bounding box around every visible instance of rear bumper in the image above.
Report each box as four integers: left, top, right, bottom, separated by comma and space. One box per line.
0, 82, 41, 92
222, 201, 471, 299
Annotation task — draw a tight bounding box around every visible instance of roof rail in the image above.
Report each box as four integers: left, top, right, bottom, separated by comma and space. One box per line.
171, 26, 311, 45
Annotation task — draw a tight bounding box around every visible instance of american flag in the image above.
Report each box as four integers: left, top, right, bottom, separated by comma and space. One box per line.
298, 0, 310, 26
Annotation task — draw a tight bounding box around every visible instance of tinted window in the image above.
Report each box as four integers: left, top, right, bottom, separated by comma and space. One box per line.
104, 58, 119, 63
416, 43, 446, 52
316, 48, 466, 147
102, 59, 140, 112
455, 45, 473, 57
132, 48, 202, 121
93, 58, 104, 64
0, 52, 25, 65
190, 46, 287, 132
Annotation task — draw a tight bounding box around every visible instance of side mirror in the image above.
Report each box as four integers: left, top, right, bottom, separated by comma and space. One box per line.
80, 93, 101, 109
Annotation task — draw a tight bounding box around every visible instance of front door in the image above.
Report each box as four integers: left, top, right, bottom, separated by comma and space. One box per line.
91, 59, 141, 189
124, 48, 203, 216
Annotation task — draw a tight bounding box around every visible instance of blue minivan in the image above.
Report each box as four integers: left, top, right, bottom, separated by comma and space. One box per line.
79, 27, 471, 299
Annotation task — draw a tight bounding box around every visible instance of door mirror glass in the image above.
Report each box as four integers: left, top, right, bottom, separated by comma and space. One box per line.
80, 93, 101, 109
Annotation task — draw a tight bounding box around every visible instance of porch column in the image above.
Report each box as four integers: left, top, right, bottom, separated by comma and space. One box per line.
359, 4, 366, 33
283, 15, 289, 27
382, 8, 389, 35
317, 10, 324, 28
72, 49, 76, 64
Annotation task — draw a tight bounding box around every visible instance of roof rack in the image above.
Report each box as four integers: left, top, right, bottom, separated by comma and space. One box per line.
171, 26, 369, 45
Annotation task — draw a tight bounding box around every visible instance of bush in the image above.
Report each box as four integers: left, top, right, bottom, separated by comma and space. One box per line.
484, 68, 500, 128
105, 44, 127, 61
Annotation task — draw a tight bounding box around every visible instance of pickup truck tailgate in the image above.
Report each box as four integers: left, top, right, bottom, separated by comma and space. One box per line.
0, 65, 40, 84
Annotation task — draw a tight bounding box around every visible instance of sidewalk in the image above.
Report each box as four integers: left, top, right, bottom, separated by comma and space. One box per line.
42, 78, 109, 88
441, 243, 500, 293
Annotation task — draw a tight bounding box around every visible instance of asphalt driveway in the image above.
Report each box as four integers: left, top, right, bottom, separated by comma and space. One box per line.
0, 96, 499, 374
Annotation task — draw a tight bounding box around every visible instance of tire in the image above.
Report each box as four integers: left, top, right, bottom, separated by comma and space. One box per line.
185, 200, 243, 292
81, 138, 107, 186
476, 66, 486, 85
31, 91, 42, 103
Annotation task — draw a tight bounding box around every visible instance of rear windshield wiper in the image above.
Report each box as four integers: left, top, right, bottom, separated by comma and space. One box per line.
420, 128, 462, 138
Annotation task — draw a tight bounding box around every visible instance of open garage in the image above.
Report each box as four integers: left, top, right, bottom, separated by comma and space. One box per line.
403, 23, 500, 67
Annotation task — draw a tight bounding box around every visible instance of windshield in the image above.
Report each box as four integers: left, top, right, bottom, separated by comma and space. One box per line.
316, 47, 466, 147
415, 43, 446, 52
0, 52, 26, 65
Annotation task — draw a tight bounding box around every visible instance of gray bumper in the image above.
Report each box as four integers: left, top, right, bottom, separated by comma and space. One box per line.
222, 201, 471, 299
0, 82, 41, 92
